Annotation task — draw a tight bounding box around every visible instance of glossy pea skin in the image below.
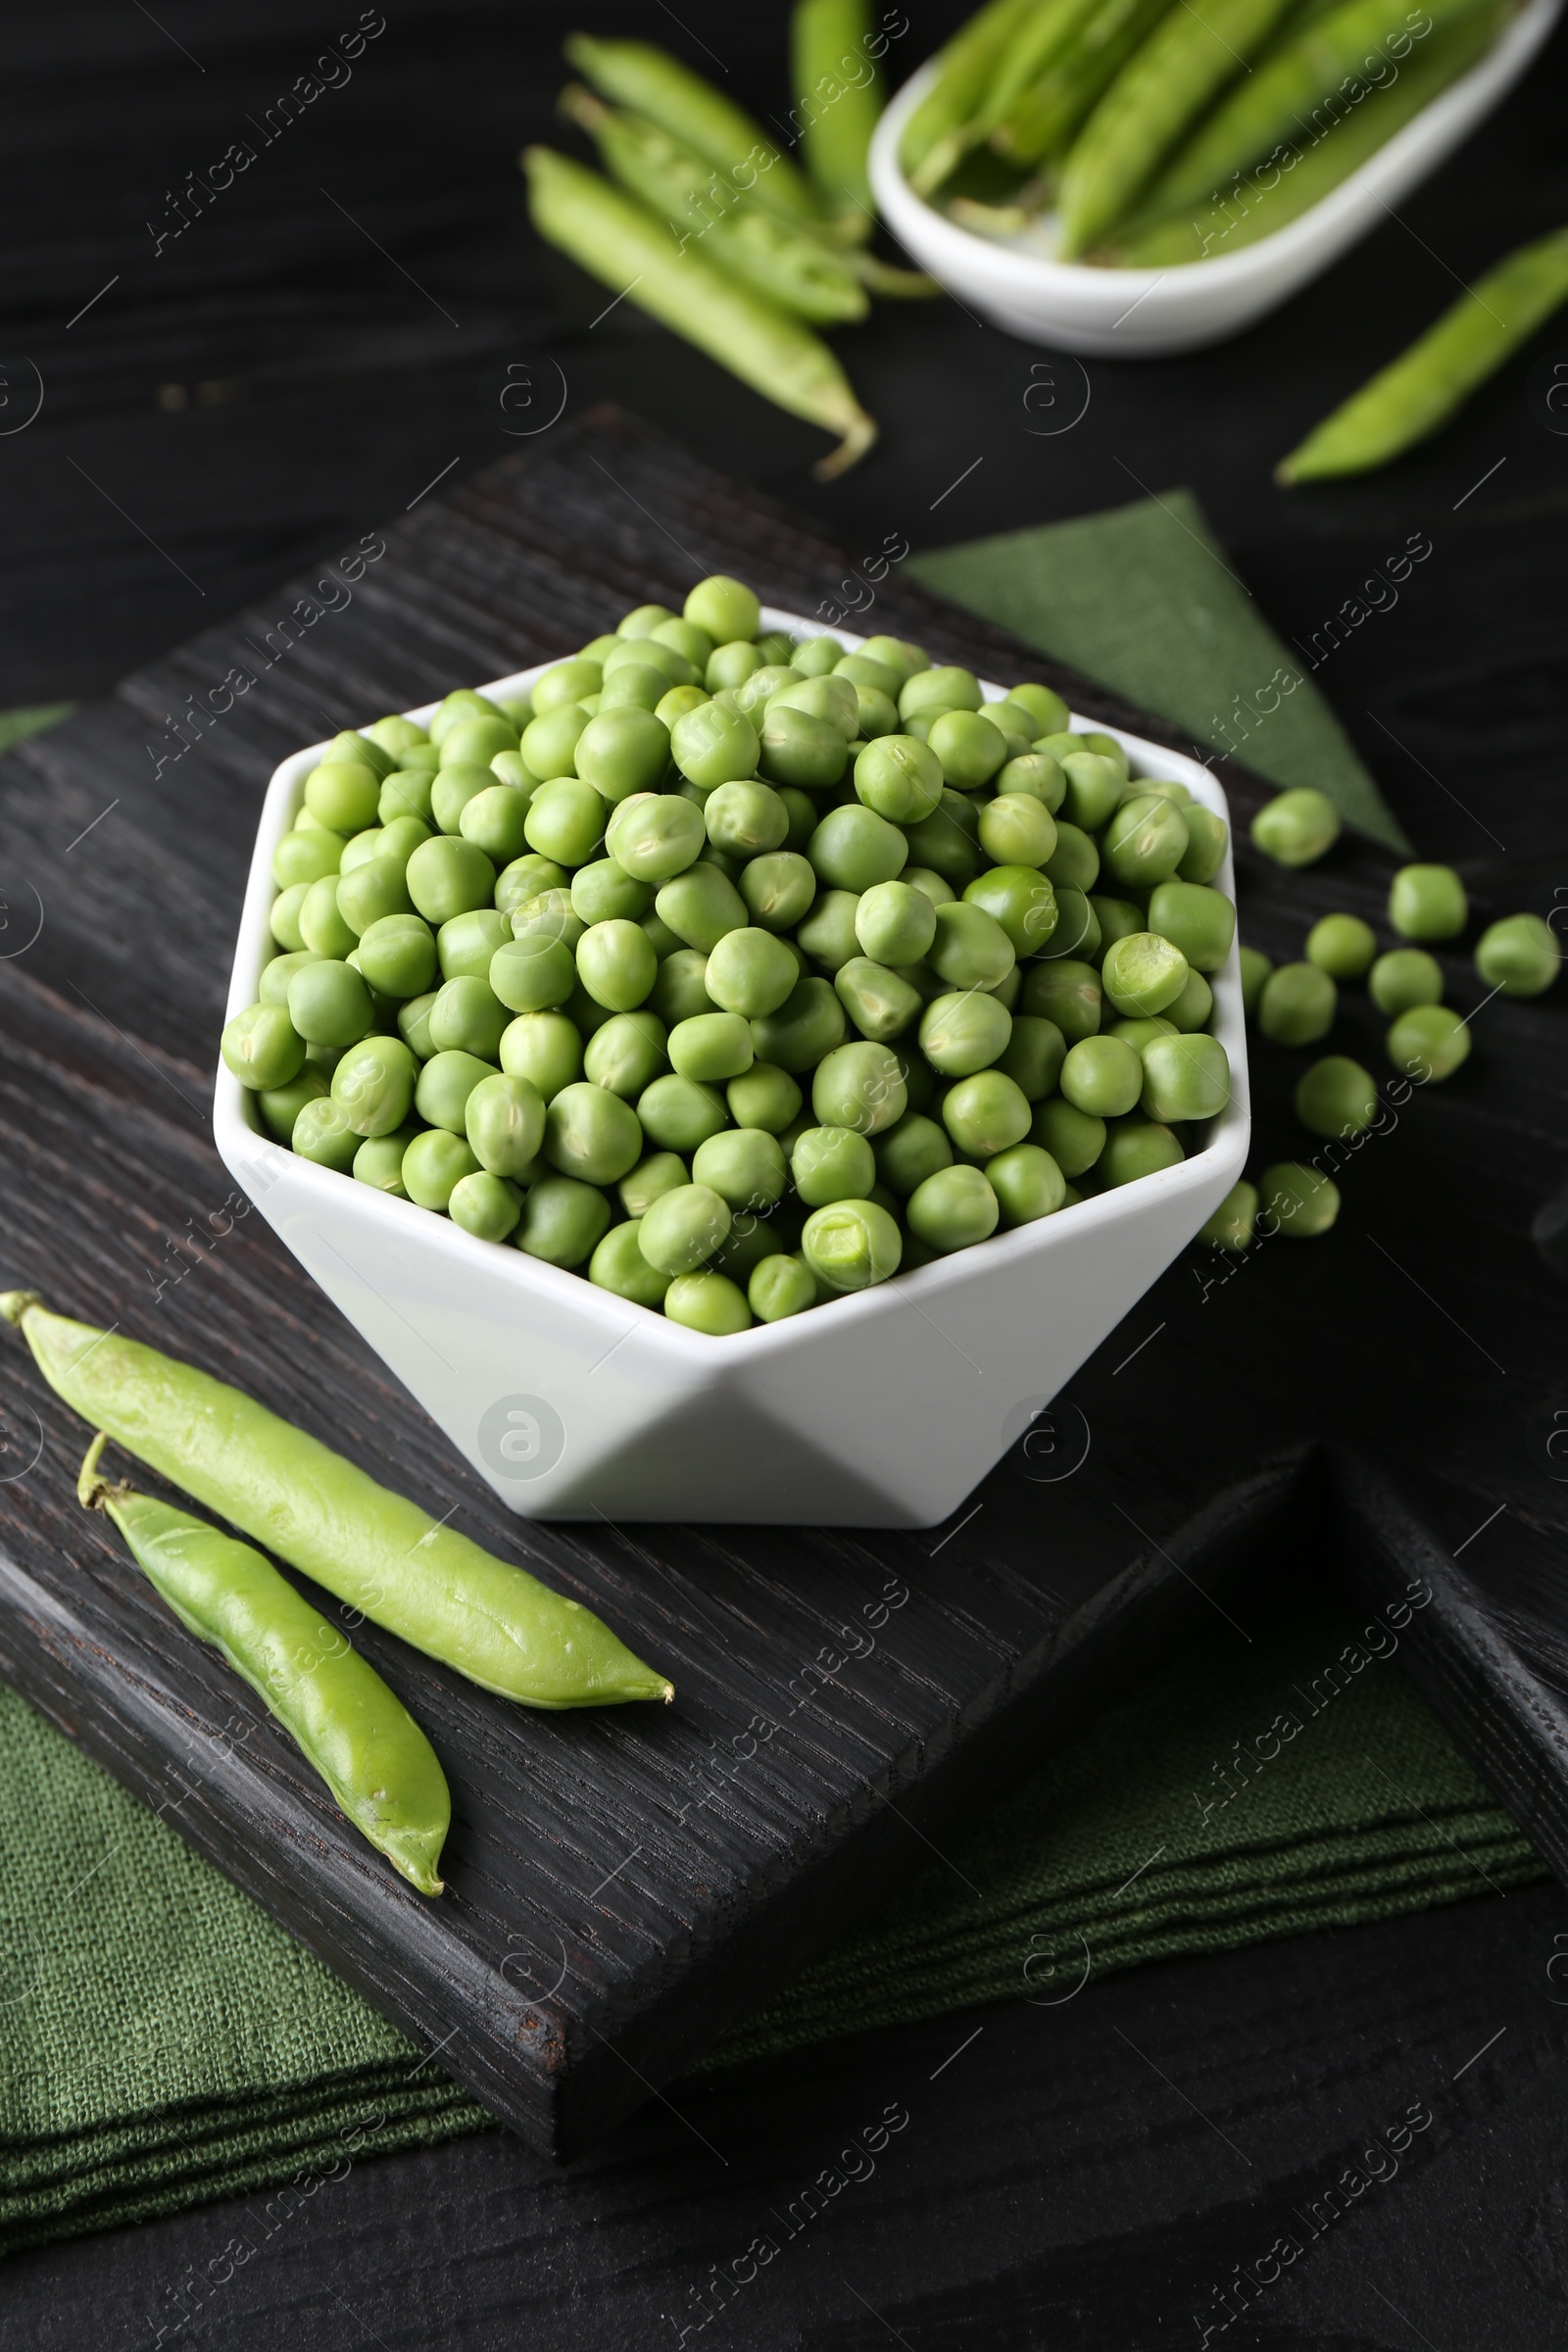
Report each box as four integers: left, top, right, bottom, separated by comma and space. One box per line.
1386, 1003, 1471, 1082
260, 950, 324, 1007
1140, 1033, 1231, 1123
704, 781, 786, 860
524, 778, 607, 868
449, 1170, 524, 1244
533, 657, 602, 714
920, 990, 1012, 1077
465, 1070, 546, 1176
650, 949, 716, 1028
1061, 1036, 1143, 1118
637, 1072, 730, 1152
750, 1252, 817, 1321
570, 857, 654, 929
1176, 804, 1228, 885
440, 715, 518, 767
1146, 881, 1235, 974
606, 791, 707, 882
639, 1181, 732, 1274
440, 909, 514, 983
259, 1066, 328, 1142
584, 1008, 669, 1100
900, 664, 981, 721
1305, 912, 1377, 980
669, 1009, 755, 1083
619, 1150, 688, 1218
590, 1219, 673, 1308
431, 763, 503, 839
397, 993, 440, 1062
1259, 960, 1337, 1047
1388, 862, 1468, 943
997, 1013, 1066, 1102
750, 975, 847, 1073
379, 769, 437, 826
808, 806, 908, 894
929, 708, 1008, 789
1295, 1054, 1379, 1138
496, 852, 570, 916
854, 735, 944, 825
292, 1096, 360, 1169
740, 849, 817, 934
1058, 753, 1124, 834
286, 960, 373, 1050
1101, 932, 1190, 1019
1098, 1117, 1184, 1189
928, 902, 1015, 994
942, 1069, 1032, 1157
299, 876, 360, 959
1367, 948, 1444, 1017
1238, 944, 1273, 1018
577, 918, 659, 1012
406, 837, 497, 926
499, 1009, 582, 1099
962, 864, 1059, 962
1474, 911, 1559, 998
273, 828, 344, 889
1042, 820, 1100, 896
456, 786, 531, 866
402, 1128, 481, 1210
726, 1060, 801, 1134
999, 751, 1066, 812
906, 1163, 999, 1254
599, 661, 670, 714
516, 1173, 611, 1268
802, 1198, 903, 1293
1030, 1096, 1105, 1178
902, 790, 981, 889
705, 926, 799, 1019
1258, 1160, 1340, 1239
1250, 788, 1340, 869
519, 705, 589, 782
833, 956, 919, 1045
657, 862, 749, 954
1200, 1179, 1257, 1250
812, 1041, 907, 1137
1020, 959, 1101, 1044
574, 708, 670, 804
1034, 885, 1100, 962
491, 934, 577, 1013
429, 976, 509, 1060
664, 1271, 753, 1335
1087, 896, 1145, 959
692, 1127, 788, 1212
986, 1143, 1066, 1226
798, 888, 863, 973
792, 1123, 876, 1205
759, 703, 848, 791
856, 879, 937, 967
873, 1111, 953, 1199
305, 760, 381, 834
416, 1050, 495, 1135
268, 881, 312, 950
353, 1126, 415, 1196
544, 1081, 644, 1184
223, 1004, 307, 1092
1102, 794, 1190, 892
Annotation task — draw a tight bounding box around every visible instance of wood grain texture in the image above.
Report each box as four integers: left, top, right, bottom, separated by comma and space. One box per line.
0, 410, 1309, 2162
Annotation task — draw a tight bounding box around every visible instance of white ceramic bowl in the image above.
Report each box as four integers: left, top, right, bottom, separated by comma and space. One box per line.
214, 612, 1250, 1526
869, 0, 1559, 356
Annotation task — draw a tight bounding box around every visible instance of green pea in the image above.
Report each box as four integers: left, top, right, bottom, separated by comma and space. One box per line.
998, 752, 1066, 813
1474, 911, 1559, 997
273, 828, 344, 890
336, 858, 415, 939
974, 794, 1054, 871
427, 975, 508, 1060
1259, 961, 1336, 1047
376, 814, 434, 872
1175, 804, 1228, 885
987, 1143, 1066, 1226
797, 887, 863, 972
543, 1081, 644, 1185
1101, 932, 1190, 1019
902, 789, 981, 888
415, 1050, 495, 1135
379, 769, 437, 826
983, 701, 1040, 759
260, 951, 324, 1007
1081, 898, 1139, 962
750, 974, 847, 1072
902, 867, 955, 906
489, 934, 576, 1013
1033, 885, 1100, 962
906, 1163, 998, 1253
788, 633, 841, 680
707, 639, 764, 692
1020, 959, 1101, 1043
656, 861, 748, 953
649, 949, 715, 1027
919, 991, 1010, 1077
352, 1126, 415, 1196
523, 778, 606, 868
509, 890, 584, 953
662, 1271, 749, 1334
619, 1152, 688, 1218
331, 1035, 416, 1138
995, 1013, 1066, 1102
443, 1169, 521, 1244
450, 785, 526, 866
292, 1095, 360, 1170
569, 707, 667, 805
771, 673, 859, 743
637, 1072, 729, 1152
703, 926, 799, 1021
440, 716, 519, 770
802, 1198, 902, 1293
727, 662, 800, 717
850, 879, 931, 968
584, 1219, 668, 1308
1061, 1036, 1143, 1118
1258, 1160, 1340, 1238
269, 885, 310, 954
616, 602, 677, 640
511, 1172, 607, 1267
850, 635, 914, 683
363, 713, 427, 760
1367, 948, 1443, 1017
258, 1065, 329, 1142
433, 912, 506, 985
1251, 788, 1341, 868
961, 866, 1059, 960
680, 574, 757, 644
532, 658, 603, 714
495, 853, 569, 915
1140, 1033, 1231, 1123
669, 1009, 754, 1082
1099, 1117, 1184, 1188
602, 793, 703, 885
869, 1112, 949, 1199
430, 763, 501, 838
295, 875, 356, 959
807, 806, 906, 895
567, 858, 652, 930
304, 760, 380, 833
928, 708, 1008, 790
1102, 794, 1189, 893
812, 1041, 906, 1137
851, 735, 941, 828
750, 1253, 816, 1322
1036, 820, 1095, 898
1386, 1003, 1470, 1082
406, 837, 496, 925
583, 1008, 668, 1100
1001, 683, 1067, 736
636, 1181, 730, 1274
899, 664, 981, 721
518, 705, 588, 780
735, 849, 814, 935
286, 959, 373, 1049
599, 661, 670, 714
458, 1069, 545, 1178
1200, 1179, 1257, 1250
222, 1003, 306, 1092
832, 654, 899, 702
1030, 1096, 1104, 1177
1388, 862, 1468, 942
833, 957, 921, 1044
1110, 1015, 1175, 1053
726, 1061, 802, 1134
429, 689, 509, 744
758, 703, 847, 791
664, 699, 757, 791
1294, 1054, 1378, 1139
941, 1069, 1031, 1156
1057, 753, 1123, 834
789, 1123, 874, 1205
499, 1010, 581, 1098
928, 902, 1015, 994
1124, 773, 1186, 809
691, 1127, 785, 1214
1146, 880, 1236, 974
397, 992, 439, 1062
701, 785, 783, 865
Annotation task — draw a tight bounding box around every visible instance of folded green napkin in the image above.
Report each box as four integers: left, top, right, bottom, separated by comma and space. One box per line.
910, 491, 1411, 853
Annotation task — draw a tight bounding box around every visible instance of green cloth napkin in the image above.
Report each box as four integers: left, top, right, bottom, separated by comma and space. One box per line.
910, 491, 1412, 853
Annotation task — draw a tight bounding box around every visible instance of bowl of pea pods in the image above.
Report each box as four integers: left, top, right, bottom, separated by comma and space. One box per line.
214, 588, 1250, 1527
869, 0, 1560, 356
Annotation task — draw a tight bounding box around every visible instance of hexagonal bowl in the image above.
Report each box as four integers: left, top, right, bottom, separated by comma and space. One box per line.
214, 611, 1250, 1525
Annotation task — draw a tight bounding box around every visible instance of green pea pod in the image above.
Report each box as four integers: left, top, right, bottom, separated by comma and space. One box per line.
1279, 218, 1568, 480
901, 0, 1038, 193
77, 1433, 451, 1896
1143, 0, 1496, 216
559, 83, 869, 325
989, 0, 1179, 168
525, 147, 877, 478
564, 33, 834, 235
790, 0, 882, 233
1104, 5, 1500, 265
3, 1291, 673, 1710
1055, 0, 1299, 254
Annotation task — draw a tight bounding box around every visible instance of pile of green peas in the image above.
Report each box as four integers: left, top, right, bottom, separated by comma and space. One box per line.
221, 572, 1239, 1336
1201, 858, 1558, 1252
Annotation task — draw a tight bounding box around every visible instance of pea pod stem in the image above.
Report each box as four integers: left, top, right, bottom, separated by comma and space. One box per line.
525, 146, 877, 478
4, 1291, 673, 1709
1278, 219, 1568, 479
76, 1432, 452, 1897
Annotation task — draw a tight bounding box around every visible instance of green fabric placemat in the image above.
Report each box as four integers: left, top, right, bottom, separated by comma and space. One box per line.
910, 491, 1411, 853
0, 1582, 1542, 2253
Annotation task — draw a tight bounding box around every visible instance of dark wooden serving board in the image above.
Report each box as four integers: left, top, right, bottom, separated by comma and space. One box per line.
0, 409, 1561, 2164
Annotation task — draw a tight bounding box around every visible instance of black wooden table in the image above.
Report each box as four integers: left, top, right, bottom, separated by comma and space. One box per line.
4, 2, 1568, 2343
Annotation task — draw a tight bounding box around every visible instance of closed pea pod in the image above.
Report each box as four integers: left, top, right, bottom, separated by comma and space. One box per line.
76, 1433, 451, 1895
3, 1296, 670, 1707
